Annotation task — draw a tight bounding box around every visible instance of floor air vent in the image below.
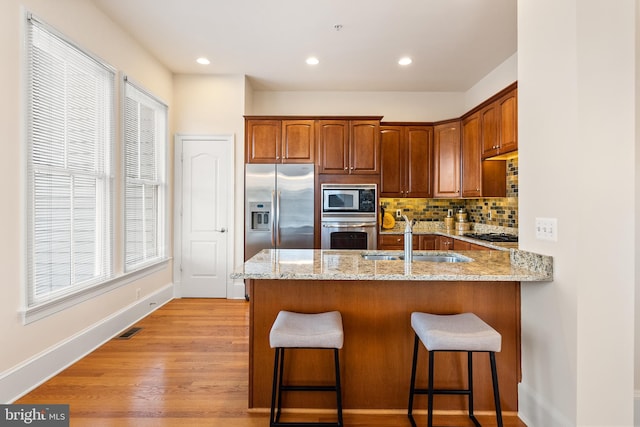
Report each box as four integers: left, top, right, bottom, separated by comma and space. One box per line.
117, 327, 142, 340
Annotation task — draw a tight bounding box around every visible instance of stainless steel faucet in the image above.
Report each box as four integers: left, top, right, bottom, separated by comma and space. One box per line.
402, 215, 412, 263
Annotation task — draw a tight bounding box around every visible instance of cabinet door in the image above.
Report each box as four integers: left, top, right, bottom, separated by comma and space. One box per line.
480, 103, 499, 159
380, 126, 404, 197
418, 235, 436, 250
317, 120, 349, 174
246, 119, 281, 163
433, 122, 461, 198
282, 120, 315, 163
350, 120, 380, 174
469, 242, 492, 251
452, 239, 471, 250
378, 234, 404, 250
461, 113, 482, 198
497, 89, 518, 154
437, 236, 454, 250
406, 126, 432, 198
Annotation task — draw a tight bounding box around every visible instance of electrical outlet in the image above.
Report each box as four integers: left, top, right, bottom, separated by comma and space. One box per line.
395, 209, 402, 219
535, 217, 558, 241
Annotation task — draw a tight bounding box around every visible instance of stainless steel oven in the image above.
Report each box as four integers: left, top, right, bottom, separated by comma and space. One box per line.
320, 184, 377, 250
321, 221, 377, 250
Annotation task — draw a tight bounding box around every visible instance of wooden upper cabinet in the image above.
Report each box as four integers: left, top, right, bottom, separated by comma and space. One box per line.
380, 127, 403, 196
317, 120, 349, 173
246, 119, 281, 163
497, 89, 518, 154
463, 112, 507, 198
282, 120, 315, 163
318, 119, 380, 174
433, 121, 461, 198
380, 125, 432, 197
481, 88, 518, 158
461, 113, 482, 198
405, 126, 432, 197
246, 119, 315, 164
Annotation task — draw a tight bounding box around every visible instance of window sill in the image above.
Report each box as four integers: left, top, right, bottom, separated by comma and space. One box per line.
23, 258, 172, 324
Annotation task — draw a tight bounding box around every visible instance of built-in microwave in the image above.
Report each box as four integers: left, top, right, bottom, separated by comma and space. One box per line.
321, 184, 377, 214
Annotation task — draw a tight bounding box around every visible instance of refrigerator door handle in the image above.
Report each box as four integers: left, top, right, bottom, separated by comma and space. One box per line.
270, 190, 276, 247
276, 191, 282, 245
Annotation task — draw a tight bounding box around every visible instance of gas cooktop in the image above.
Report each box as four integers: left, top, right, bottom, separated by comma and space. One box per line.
464, 233, 518, 243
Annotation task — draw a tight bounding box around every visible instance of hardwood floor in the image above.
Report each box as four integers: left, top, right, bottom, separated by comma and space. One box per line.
15, 299, 526, 426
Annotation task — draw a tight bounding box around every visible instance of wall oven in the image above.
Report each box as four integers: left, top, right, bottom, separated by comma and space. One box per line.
320, 184, 377, 250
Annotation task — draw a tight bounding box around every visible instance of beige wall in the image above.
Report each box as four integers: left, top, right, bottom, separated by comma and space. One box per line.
172, 74, 247, 296
0, 0, 174, 400
518, 0, 635, 425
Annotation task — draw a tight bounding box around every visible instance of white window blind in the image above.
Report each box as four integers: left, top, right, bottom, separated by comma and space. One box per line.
26, 16, 115, 307
123, 78, 167, 271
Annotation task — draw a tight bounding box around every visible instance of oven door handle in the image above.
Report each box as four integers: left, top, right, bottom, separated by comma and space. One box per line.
322, 222, 377, 228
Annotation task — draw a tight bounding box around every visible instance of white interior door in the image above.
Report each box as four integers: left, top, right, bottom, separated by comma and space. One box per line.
179, 136, 232, 297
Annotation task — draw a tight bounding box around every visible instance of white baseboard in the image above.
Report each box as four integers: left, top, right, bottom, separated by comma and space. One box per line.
518, 382, 574, 427
0, 284, 174, 403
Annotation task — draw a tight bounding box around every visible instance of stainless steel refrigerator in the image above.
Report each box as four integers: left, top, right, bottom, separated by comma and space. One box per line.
245, 164, 315, 260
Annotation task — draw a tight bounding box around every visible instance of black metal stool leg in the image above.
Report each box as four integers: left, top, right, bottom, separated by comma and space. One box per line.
490, 352, 504, 427
468, 352, 481, 427
270, 347, 281, 426
407, 334, 419, 427
427, 350, 435, 427
276, 348, 286, 423
334, 349, 343, 426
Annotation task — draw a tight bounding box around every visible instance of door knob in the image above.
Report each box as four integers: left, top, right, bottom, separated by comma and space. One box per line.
216, 228, 226, 233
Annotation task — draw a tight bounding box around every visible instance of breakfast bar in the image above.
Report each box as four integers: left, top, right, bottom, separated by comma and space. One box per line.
232, 249, 552, 415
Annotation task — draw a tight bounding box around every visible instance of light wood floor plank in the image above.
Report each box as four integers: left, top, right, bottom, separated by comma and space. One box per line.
15, 299, 525, 426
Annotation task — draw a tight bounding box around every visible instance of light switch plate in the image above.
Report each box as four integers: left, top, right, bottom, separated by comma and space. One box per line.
535, 217, 558, 241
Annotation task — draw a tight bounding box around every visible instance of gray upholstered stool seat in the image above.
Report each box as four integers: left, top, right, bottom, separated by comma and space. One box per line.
270, 311, 344, 349
410, 312, 501, 352
269, 311, 344, 427
408, 312, 503, 427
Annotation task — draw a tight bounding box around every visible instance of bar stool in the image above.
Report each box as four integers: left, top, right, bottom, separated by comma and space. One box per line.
407, 312, 503, 427
269, 310, 344, 427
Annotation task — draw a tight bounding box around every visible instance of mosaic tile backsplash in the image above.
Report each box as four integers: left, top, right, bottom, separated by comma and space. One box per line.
381, 157, 518, 229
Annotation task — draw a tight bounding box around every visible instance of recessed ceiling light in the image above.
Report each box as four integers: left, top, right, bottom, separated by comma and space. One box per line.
196, 57, 210, 65
398, 57, 412, 66
306, 57, 319, 65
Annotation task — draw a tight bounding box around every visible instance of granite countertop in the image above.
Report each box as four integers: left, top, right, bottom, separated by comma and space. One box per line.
232, 248, 553, 282
380, 221, 519, 250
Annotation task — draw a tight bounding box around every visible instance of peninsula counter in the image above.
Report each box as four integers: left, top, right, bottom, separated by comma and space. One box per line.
232, 249, 552, 415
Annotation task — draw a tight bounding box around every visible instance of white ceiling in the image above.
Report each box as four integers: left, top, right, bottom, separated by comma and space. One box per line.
91, 0, 517, 92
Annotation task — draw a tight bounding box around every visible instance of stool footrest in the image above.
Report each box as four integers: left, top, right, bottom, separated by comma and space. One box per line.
271, 423, 341, 427
281, 385, 338, 392
412, 387, 472, 396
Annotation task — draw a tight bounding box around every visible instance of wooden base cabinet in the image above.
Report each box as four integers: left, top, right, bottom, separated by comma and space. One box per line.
248, 278, 521, 412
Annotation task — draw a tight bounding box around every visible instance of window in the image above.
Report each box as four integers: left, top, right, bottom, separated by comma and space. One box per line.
26, 15, 115, 308
123, 78, 167, 271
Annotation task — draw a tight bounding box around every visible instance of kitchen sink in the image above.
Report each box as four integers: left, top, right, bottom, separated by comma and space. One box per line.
361, 253, 471, 263
409, 254, 471, 263
361, 254, 401, 261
